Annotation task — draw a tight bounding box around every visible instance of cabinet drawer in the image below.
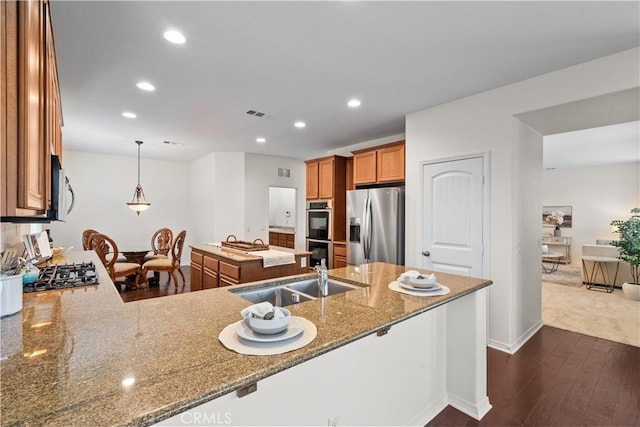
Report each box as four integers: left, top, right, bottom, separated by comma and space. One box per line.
334, 244, 346, 257
269, 232, 278, 245
219, 262, 240, 280
191, 251, 203, 265
333, 256, 347, 268
203, 256, 218, 271
203, 269, 218, 289
219, 276, 239, 287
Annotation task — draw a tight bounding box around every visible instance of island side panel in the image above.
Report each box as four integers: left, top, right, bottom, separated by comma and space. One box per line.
446, 287, 492, 419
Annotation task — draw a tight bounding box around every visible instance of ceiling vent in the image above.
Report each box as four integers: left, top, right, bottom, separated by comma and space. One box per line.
246, 109, 271, 118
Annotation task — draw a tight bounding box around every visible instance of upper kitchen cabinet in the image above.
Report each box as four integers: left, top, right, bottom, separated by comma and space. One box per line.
305, 156, 347, 200
1, 0, 62, 217
352, 141, 405, 186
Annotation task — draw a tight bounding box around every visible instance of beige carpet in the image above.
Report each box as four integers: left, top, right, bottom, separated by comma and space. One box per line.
542, 263, 640, 347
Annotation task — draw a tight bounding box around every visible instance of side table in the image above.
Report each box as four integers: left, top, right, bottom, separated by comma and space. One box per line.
581, 256, 620, 293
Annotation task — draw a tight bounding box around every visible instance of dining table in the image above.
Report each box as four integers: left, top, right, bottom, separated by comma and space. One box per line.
121, 249, 150, 265
120, 249, 160, 287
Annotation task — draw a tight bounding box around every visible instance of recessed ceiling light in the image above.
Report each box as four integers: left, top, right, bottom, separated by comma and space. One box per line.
136, 81, 156, 92
294, 121, 306, 129
347, 99, 361, 108
163, 30, 186, 44
256, 137, 266, 143
122, 111, 137, 119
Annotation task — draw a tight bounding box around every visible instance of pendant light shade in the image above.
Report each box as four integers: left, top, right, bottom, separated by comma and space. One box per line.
127, 140, 150, 215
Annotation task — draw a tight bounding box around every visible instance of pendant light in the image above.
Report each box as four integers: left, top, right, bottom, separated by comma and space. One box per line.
127, 140, 151, 215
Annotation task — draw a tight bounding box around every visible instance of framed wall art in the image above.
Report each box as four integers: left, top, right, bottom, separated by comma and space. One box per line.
542, 206, 572, 228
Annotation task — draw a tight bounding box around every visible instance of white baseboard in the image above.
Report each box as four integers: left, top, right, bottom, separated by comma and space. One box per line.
488, 320, 544, 354
406, 394, 449, 426
448, 393, 492, 420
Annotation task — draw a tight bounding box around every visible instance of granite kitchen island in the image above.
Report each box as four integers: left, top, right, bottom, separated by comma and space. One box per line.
1, 251, 492, 426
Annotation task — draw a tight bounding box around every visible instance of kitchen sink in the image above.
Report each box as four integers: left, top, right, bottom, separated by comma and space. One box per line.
286, 279, 358, 298
234, 286, 312, 307
230, 277, 360, 307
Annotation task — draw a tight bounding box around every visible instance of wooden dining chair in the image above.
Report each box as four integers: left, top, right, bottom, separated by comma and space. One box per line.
90, 233, 142, 289
143, 228, 173, 263
141, 230, 186, 290
82, 229, 99, 250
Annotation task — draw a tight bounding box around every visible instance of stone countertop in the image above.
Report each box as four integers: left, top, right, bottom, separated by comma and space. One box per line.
0, 251, 492, 426
190, 243, 309, 261
268, 227, 295, 234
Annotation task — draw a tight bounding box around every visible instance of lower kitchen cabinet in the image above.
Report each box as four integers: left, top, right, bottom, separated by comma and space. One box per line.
203, 256, 219, 289
268, 231, 295, 249
219, 261, 239, 287
333, 242, 347, 268
190, 252, 203, 291
189, 246, 310, 290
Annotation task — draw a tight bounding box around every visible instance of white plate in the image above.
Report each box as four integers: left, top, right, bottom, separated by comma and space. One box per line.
236, 317, 305, 343
398, 281, 442, 292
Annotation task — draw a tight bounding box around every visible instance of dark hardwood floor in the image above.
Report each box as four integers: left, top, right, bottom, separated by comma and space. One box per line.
428, 326, 640, 426
117, 266, 192, 302
118, 271, 639, 426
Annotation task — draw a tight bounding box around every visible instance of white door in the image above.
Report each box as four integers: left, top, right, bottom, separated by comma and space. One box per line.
422, 157, 484, 277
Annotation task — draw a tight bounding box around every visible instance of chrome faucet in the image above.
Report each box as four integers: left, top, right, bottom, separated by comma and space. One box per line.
315, 259, 329, 297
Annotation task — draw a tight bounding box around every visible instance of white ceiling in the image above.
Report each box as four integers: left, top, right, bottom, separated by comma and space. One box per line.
50, 1, 640, 162
544, 121, 640, 170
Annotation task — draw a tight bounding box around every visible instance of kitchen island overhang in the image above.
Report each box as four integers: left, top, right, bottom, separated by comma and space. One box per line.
0, 251, 492, 426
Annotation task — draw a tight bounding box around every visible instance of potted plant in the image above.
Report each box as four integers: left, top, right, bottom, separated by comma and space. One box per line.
611, 208, 640, 300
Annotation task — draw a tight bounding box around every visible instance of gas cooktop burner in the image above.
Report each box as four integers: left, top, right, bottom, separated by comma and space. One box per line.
24, 262, 99, 293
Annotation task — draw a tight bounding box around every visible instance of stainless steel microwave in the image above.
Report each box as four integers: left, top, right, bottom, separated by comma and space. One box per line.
1, 155, 75, 223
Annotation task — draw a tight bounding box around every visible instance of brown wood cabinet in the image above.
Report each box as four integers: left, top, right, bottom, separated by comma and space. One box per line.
203, 255, 219, 289
190, 251, 203, 291
269, 231, 295, 249
190, 246, 310, 292
352, 141, 405, 186
345, 157, 354, 191
305, 161, 319, 200
1, 0, 63, 218
333, 242, 347, 268
191, 251, 221, 291
305, 156, 347, 242
305, 156, 347, 201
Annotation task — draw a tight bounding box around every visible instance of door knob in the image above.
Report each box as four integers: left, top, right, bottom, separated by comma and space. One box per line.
422, 251, 430, 257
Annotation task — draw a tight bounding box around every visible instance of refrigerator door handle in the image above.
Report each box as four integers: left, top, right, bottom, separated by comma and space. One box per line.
365, 196, 372, 260
361, 197, 368, 259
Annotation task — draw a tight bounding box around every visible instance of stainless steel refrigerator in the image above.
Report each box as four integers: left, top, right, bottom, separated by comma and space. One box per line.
347, 187, 405, 265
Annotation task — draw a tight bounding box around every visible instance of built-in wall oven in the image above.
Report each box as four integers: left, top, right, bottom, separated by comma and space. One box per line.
306, 200, 332, 268
306, 239, 331, 269
306, 200, 332, 240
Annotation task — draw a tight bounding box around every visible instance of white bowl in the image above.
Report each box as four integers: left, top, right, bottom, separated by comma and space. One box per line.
409, 275, 437, 288
247, 308, 291, 335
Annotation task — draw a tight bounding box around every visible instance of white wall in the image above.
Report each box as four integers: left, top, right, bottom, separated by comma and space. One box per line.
212, 153, 245, 243
405, 47, 639, 352
542, 162, 640, 263
189, 153, 216, 246
48, 151, 191, 262
268, 187, 296, 227
244, 154, 306, 250
187, 153, 305, 249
